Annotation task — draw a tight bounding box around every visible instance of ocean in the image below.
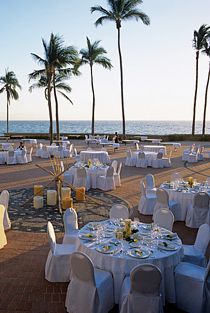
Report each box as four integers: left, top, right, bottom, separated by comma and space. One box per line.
0, 120, 209, 135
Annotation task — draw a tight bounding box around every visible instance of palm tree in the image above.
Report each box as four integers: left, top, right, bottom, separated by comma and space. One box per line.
91, 0, 150, 136
192, 24, 210, 135
202, 38, 210, 135
0, 69, 21, 134
79, 37, 112, 135
29, 33, 79, 142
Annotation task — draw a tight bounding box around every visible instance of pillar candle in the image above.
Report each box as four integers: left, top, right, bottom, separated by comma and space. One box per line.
47, 190, 57, 206
62, 197, 73, 209
76, 187, 86, 201
61, 187, 71, 200
34, 185, 44, 196
33, 196, 44, 209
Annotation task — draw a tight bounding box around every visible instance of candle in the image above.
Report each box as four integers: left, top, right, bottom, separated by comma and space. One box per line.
34, 185, 44, 196
62, 197, 73, 209
47, 190, 57, 206
61, 187, 71, 200
76, 187, 85, 201
33, 196, 44, 209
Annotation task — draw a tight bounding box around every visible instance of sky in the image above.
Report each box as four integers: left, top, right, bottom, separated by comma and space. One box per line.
0, 0, 210, 121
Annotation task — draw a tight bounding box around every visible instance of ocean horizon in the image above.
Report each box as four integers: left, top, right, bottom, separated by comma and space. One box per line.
0, 120, 210, 135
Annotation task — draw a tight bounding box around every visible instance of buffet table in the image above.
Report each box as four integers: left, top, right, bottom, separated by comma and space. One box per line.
77, 220, 183, 304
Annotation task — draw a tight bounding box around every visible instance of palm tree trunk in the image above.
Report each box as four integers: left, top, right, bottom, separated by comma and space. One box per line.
53, 75, 60, 141
90, 64, 95, 135
47, 79, 53, 144
202, 62, 210, 136
117, 25, 125, 137
192, 51, 199, 135
6, 96, 9, 134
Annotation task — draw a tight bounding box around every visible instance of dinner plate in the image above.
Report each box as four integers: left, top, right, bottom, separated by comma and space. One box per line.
95, 243, 120, 254
127, 248, 151, 259
161, 232, 178, 240
129, 241, 140, 248
158, 241, 179, 251
79, 233, 97, 240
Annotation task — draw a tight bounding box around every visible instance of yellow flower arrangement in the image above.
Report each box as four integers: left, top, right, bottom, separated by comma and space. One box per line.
188, 177, 194, 188
87, 159, 92, 167
124, 219, 132, 238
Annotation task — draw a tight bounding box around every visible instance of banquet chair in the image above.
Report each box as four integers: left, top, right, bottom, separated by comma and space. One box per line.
63, 208, 79, 245
0, 152, 5, 164
153, 208, 174, 231
109, 204, 129, 219
111, 159, 118, 173
45, 221, 76, 282
135, 143, 140, 150
6, 150, 16, 165
16, 149, 28, 164
65, 252, 114, 313
136, 152, 147, 168
162, 150, 172, 168
40, 145, 49, 159
174, 259, 210, 313
138, 181, 156, 215
151, 152, 164, 168
26, 147, 33, 163
73, 167, 90, 191
63, 143, 74, 158
125, 149, 136, 167
97, 166, 115, 191
73, 147, 80, 161
186, 192, 210, 228
0, 190, 11, 230
183, 224, 210, 266
153, 188, 180, 220
0, 205, 7, 249
119, 264, 163, 313
145, 174, 156, 196
114, 162, 122, 187
35, 143, 43, 157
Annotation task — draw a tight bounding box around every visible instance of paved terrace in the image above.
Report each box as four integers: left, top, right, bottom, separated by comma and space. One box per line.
0, 140, 210, 312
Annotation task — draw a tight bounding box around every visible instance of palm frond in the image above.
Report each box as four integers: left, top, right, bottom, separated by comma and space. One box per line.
57, 90, 73, 104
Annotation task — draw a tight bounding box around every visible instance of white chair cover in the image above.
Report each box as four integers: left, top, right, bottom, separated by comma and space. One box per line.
136, 152, 148, 168
35, 143, 43, 157
40, 146, 49, 159
45, 221, 76, 282
183, 224, 210, 266
162, 151, 172, 168
153, 188, 179, 220
26, 147, 33, 163
145, 174, 156, 196
202, 260, 210, 313
114, 162, 122, 187
153, 208, 174, 231
73, 167, 90, 190
0, 190, 11, 230
0, 205, 7, 249
63, 208, 79, 244
125, 150, 136, 167
16, 149, 27, 164
6, 150, 16, 164
119, 264, 163, 313
109, 204, 129, 219
111, 160, 118, 173
175, 260, 210, 313
186, 192, 210, 228
65, 252, 114, 313
138, 181, 156, 215
151, 152, 164, 168
97, 166, 115, 191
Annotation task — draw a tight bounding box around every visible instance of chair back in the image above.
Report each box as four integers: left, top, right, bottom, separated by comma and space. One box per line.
109, 204, 129, 219
153, 208, 174, 231
106, 166, 114, 177
126, 149, 132, 158
138, 152, 145, 159
77, 167, 86, 178
194, 224, 210, 253
145, 174, 155, 189
74, 147, 78, 156
47, 221, 56, 253
194, 192, 209, 208
71, 252, 95, 285
8, 151, 14, 157
156, 188, 169, 206
111, 160, 118, 173
140, 181, 146, 197
0, 190, 9, 210
117, 162, 122, 175
130, 264, 162, 295
63, 208, 78, 234
157, 152, 163, 159
136, 143, 140, 150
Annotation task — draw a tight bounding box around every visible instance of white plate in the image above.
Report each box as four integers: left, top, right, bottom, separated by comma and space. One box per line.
158, 241, 178, 251
79, 233, 97, 240
127, 248, 151, 259
96, 243, 120, 254
161, 233, 178, 240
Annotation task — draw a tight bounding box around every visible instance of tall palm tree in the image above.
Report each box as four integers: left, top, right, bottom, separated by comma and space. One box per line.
202, 39, 210, 135
0, 69, 21, 134
29, 33, 79, 142
192, 24, 210, 135
79, 37, 112, 135
91, 0, 150, 136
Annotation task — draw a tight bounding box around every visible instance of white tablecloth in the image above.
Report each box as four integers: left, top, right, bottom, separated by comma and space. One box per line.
0, 143, 14, 151
64, 165, 108, 188
46, 145, 59, 156
80, 151, 110, 164
134, 151, 158, 166
23, 139, 37, 144
78, 221, 183, 304
0, 150, 23, 164
143, 145, 166, 155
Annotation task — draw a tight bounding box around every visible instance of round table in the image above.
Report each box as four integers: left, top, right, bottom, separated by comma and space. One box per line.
134, 151, 158, 166
77, 220, 183, 304
143, 145, 166, 155
79, 150, 110, 164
